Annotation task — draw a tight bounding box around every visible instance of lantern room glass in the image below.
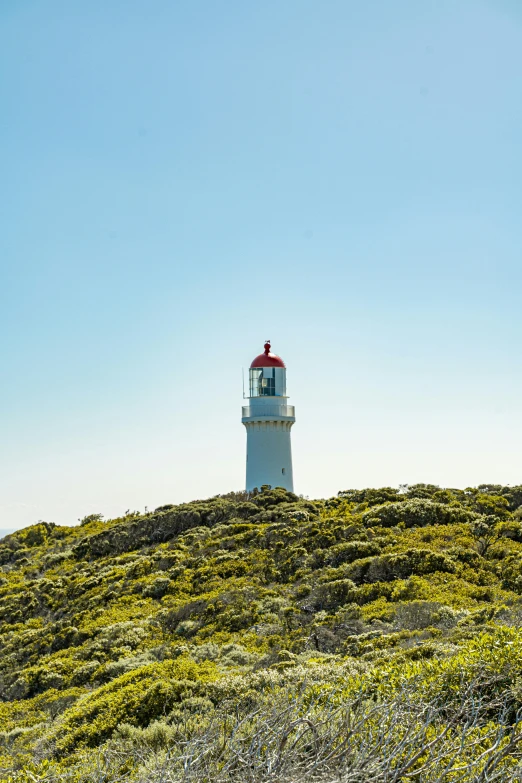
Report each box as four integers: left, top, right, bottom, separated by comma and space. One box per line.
249, 367, 286, 397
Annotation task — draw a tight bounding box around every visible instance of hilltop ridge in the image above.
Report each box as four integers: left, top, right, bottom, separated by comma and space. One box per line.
2, 483, 522, 781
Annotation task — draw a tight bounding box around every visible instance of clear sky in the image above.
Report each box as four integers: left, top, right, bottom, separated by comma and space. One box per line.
1, 0, 521, 533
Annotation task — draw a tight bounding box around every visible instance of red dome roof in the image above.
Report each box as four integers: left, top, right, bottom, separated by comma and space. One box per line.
250, 341, 286, 369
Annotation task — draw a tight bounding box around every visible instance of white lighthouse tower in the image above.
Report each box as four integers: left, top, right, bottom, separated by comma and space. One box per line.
242, 341, 295, 492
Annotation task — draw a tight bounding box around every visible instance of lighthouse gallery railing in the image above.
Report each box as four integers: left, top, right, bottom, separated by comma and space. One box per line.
242, 405, 295, 419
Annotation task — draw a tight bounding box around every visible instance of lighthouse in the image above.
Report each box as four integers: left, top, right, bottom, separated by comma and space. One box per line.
242, 341, 295, 492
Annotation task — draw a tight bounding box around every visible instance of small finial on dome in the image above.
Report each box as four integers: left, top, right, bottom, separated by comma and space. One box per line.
264, 340, 271, 355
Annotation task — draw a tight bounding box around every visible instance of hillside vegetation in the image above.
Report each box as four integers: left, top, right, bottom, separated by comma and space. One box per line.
2, 483, 522, 781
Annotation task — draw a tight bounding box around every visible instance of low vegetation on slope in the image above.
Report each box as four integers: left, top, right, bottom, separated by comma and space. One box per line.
2, 483, 522, 781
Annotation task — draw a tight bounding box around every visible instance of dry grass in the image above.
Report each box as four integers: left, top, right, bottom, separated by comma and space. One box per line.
32, 671, 522, 783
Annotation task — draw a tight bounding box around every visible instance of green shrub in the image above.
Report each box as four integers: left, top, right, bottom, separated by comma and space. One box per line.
393, 601, 442, 630
79, 513, 104, 527
1, 484, 522, 777
348, 549, 456, 584
314, 578, 357, 610
328, 540, 381, 566
338, 487, 403, 506
143, 577, 171, 598
363, 499, 475, 529
48, 657, 218, 753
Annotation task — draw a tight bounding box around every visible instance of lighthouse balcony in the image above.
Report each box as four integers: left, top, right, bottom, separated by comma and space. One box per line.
242, 404, 295, 421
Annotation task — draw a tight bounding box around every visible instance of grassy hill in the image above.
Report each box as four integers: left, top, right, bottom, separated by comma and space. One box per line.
2, 483, 522, 782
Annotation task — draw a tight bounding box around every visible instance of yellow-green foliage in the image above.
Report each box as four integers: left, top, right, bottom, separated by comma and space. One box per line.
49, 657, 218, 754
1, 483, 522, 779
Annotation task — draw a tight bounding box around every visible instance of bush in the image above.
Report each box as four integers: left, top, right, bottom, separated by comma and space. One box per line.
314, 579, 357, 610
79, 513, 104, 527
393, 601, 442, 630
363, 499, 475, 529
348, 549, 456, 584
48, 658, 218, 753
338, 487, 403, 506
2, 484, 522, 778
143, 577, 171, 599
328, 540, 381, 566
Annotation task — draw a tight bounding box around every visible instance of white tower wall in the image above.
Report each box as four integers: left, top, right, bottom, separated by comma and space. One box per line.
244, 419, 294, 492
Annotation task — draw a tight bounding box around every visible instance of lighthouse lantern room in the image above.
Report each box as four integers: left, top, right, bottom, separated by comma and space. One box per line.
242, 341, 295, 492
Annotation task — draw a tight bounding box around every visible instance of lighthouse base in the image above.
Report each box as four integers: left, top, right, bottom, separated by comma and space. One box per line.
244, 419, 294, 492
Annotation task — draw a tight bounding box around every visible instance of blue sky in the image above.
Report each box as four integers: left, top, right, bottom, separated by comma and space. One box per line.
1, 0, 521, 532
